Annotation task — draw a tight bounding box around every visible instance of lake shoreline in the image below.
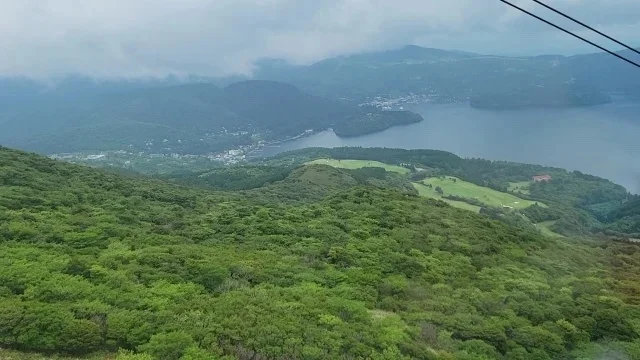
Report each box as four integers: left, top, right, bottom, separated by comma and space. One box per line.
253, 101, 640, 194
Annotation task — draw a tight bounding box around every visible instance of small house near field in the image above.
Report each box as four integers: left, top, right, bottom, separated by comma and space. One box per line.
533, 175, 552, 182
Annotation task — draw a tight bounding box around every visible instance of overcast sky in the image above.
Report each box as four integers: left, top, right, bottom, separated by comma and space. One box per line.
1, 0, 639, 78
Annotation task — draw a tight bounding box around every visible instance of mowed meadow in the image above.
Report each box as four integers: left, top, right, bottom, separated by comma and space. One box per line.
417, 177, 545, 210
306, 159, 410, 174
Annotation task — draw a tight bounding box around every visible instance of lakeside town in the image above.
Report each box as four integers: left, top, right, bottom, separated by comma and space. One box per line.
359, 92, 467, 110
47, 91, 465, 172
45, 88, 468, 172
49, 129, 317, 173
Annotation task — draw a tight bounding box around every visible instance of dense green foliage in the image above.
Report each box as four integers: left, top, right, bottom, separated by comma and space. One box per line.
161, 165, 294, 191
605, 195, 640, 237
162, 163, 416, 204
245, 165, 418, 205
2, 146, 640, 360
0, 81, 421, 154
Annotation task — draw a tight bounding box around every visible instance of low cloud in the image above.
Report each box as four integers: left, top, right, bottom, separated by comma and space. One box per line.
1, 0, 640, 78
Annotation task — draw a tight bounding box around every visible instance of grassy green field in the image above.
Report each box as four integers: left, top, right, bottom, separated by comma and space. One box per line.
422, 177, 545, 209
536, 220, 564, 238
508, 181, 532, 195
413, 182, 482, 213
306, 159, 410, 174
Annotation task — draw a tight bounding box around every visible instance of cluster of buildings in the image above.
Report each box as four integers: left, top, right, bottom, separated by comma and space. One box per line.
48, 127, 315, 168
206, 149, 246, 164
360, 92, 462, 110
533, 175, 552, 182
50, 146, 252, 168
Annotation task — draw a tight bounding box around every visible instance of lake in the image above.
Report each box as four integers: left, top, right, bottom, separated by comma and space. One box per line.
253, 101, 640, 193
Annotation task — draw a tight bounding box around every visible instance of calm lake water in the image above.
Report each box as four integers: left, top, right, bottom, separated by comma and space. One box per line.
254, 101, 640, 193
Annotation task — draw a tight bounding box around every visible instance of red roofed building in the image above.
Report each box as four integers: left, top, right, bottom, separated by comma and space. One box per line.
533, 175, 552, 182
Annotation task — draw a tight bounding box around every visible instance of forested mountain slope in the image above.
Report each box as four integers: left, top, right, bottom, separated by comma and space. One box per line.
0, 80, 422, 155
606, 195, 640, 237
1, 146, 640, 360
568, 48, 640, 99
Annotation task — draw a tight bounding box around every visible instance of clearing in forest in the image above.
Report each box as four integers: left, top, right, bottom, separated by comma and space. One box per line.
306, 158, 410, 174
536, 220, 564, 238
416, 176, 546, 210
508, 181, 532, 195
413, 182, 482, 213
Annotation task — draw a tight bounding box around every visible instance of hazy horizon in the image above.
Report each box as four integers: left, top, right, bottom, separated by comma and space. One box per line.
0, 43, 635, 83
3, 0, 640, 79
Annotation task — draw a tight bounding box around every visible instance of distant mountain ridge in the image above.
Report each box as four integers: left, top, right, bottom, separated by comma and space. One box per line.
254, 45, 639, 108
313, 45, 479, 66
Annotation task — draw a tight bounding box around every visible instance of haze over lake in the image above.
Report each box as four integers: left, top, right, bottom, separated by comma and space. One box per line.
255, 101, 640, 193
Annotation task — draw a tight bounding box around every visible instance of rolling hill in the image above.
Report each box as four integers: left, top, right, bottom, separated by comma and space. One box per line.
1, 145, 640, 360
260, 147, 635, 238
